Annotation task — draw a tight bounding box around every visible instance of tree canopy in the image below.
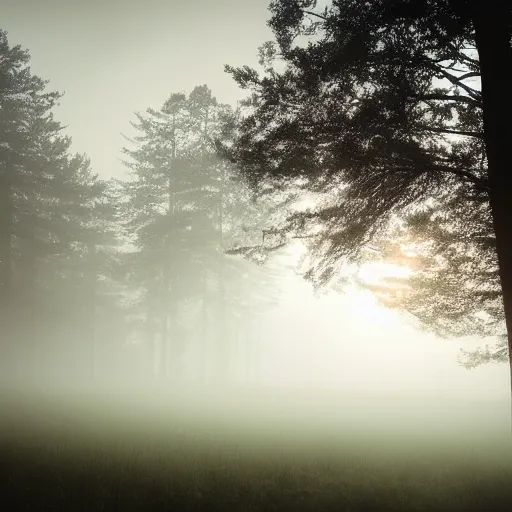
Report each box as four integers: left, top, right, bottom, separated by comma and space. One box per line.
221, 1, 512, 369
119, 85, 284, 383
0, 29, 125, 385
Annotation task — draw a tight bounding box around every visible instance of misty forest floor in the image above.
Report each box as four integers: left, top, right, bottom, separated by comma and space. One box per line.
2, 388, 512, 511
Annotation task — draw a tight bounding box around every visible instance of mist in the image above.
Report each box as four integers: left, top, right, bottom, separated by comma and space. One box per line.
2, 1, 512, 511
3, 241, 510, 444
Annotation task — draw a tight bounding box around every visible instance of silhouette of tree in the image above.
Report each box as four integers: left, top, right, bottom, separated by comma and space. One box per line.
220, 1, 512, 375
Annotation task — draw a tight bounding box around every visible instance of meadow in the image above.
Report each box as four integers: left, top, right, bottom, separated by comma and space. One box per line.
3, 384, 512, 511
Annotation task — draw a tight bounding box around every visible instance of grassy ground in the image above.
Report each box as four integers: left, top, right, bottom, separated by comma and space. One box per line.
3, 386, 512, 511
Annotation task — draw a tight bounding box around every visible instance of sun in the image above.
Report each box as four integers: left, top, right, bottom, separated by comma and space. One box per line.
284, 239, 413, 291
356, 260, 413, 286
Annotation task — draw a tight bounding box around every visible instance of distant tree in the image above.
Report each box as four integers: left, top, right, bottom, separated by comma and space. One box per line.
220, 2, 512, 378
120, 86, 241, 381
120, 86, 287, 385
0, 29, 59, 364
0, 30, 124, 386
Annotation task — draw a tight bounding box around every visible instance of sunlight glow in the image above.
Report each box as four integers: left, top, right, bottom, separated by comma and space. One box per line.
357, 261, 413, 286
259, 271, 442, 397
223, 239, 511, 405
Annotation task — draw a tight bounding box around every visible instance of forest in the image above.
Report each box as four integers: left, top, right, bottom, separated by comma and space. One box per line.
0, 45, 289, 389
2, 1, 512, 511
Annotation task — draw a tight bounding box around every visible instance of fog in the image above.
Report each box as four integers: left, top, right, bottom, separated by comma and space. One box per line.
2, 5, 512, 506
3, 241, 510, 449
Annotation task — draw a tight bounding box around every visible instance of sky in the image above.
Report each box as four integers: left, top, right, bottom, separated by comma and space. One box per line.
2, 0, 511, 404
2, 0, 273, 179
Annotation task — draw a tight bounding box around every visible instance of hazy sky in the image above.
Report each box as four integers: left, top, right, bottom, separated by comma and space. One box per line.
3, 0, 272, 179
3, 1, 510, 403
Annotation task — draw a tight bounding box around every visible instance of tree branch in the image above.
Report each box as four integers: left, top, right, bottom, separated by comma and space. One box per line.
437, 63, 468, 73
455, 71, 481, 82
434, 66, 481, 99
415, 93, 481, 107
303, 10, 328, 21
416, 125, 484, 139
292, 233, 318, 239
431, 164, 489, 191
446, 42, 480, 71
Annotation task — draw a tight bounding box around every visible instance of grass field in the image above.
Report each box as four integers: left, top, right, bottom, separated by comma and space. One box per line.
2, 385, 512, 511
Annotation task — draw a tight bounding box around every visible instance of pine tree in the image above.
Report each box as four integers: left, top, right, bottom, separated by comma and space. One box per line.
120, 85, 286, 385
120, 87, 231, 382
355, 188, 505, 368
220, 1, 512, 379
0, 30, 123, 386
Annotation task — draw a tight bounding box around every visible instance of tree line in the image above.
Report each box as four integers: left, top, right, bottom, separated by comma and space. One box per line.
2, 0, 511, 393
0, 30, 283, 388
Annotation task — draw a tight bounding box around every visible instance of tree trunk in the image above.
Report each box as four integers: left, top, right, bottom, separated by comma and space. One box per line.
82, 245, 97, 385
0, 175, 13, 376
147, 304, 158, 382
472, 4, 512, 408
159, 276, 168, 382
17, 232, 37, 388
216, 165, 230, 383
160, 117, 177, 383
201, 273, 208, 384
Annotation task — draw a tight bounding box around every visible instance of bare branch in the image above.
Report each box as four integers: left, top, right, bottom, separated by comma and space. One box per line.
455, 71, 481, 82
433, 66, 481, 99
446, 42, 480, 70
303, 10, 328, 21
437, 64, 470, 73
292, 233, 318, 240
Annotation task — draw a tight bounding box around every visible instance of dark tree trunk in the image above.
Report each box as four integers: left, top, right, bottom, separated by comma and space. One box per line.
0, 178, 12, 294
472, 4, 512, 404
201, 275, 208, 384
25, 243, 37, 382
216, 258, 230, 383
15, 232, 37, 388
146, 284, 160, 382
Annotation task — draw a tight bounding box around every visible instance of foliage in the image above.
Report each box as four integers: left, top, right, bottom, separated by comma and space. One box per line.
220, 1, 509, 366
119, 85, 283, 381
0, 29, 125, 383
355, 190, 507, 367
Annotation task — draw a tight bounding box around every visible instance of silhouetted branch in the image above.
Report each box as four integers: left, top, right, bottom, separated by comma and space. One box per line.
446, 42, 480, 70
432, 65, 481, 99
432, 164, 489, 191
416, 125, 484, 139
225, 245, 259, 256
303, 10, 327, 21
455, 71, 481, 82
416, 93, 481, 107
